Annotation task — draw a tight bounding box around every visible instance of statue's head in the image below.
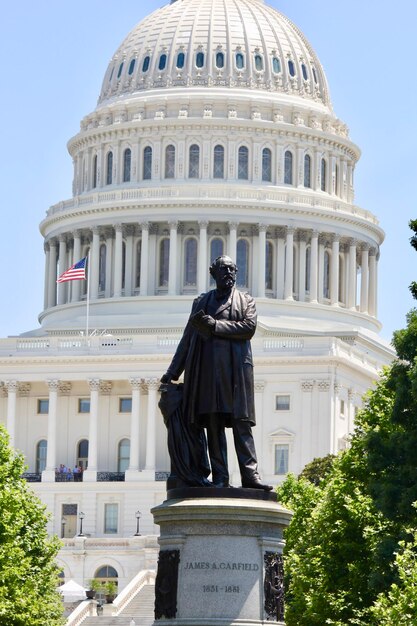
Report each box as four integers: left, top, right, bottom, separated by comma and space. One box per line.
209, 255, 238, 292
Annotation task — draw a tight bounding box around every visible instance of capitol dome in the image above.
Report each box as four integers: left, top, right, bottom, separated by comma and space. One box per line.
98, 0, 331, 110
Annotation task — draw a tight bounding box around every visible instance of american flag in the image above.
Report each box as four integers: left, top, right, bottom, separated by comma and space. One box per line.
56, 257, 87, 283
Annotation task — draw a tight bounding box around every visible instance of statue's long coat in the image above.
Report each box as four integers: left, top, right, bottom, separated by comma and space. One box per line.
166, 288, 256, 427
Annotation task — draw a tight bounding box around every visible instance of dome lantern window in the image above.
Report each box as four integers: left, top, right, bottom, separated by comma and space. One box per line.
117, 62, 124, 79
196, 51, 205, 68
236, 52, 245, 69
301, 63, 308, 80
176, 52, 185, 69
158, 54, 167, 71
142, 55, 151, 73
128, 58, 136, 75
254, 54, 264, 71
288, 60, 296, 77
272, 57, 281, 73
215, 52, 225, 69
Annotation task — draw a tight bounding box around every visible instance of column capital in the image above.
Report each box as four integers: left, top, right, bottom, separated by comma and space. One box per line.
124, 224, 136, 237
48, 237, 58, 249
369, 246, 377, 257
73, 229, 82, 239
88, 378, 101, 392
145, 378, 160, 391
140, 221, 149, 232
319, 233, 329, 246
198, 220, 209, 231
149, 223, 159, 235
258, 223, 269, 234
91, 225, 100, 236
275, 227, 286, 239
114, 223, 123, 234
301, 380, 314, 393
310, 229, 319, 240
331, 233, 341, 244
317, 379, 331, 392
361, 242, 370, 252
47, 379, 60, 392
44, 241, 50, 253
228, 221, 239, 231
129, 378, 143, 391
5, 380, 19, 393
347, 238, 358, 248
334, 382, 342, 395
286, 226, 295, 236
58, 234, 67, 244
297, 230, 308, 243
169, 221, 179, 230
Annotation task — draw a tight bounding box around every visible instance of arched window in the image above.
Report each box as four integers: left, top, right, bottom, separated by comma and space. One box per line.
288, 60, 296, 76
77, 440, 89, 470
301, 63, 308, 80
254, 54, 263, 71
196, 52, 205, 68
305, 246, 311, 293
95, 566, 118, 585
118, 439, 130, 472
123, 148, 131, 183
236, 52, 244, 69
321, 158, 327, 191
216, 52, 224, 68
165, 145, 175, 179
284, 151, 293, 185
323, 251, 330, 298
238, 146, 249, 180
188, 144, 200, 178
117, 62, 124, 79
106, 151, 113, 185
272, 57, 281, 73
159, 239, 170, 287
265, 241, 274, 291
158, 54, 167, 71
236, 239, 249, 288
213, 145, 224, 179
304, 154, 311, 188
94, 565, 118, 597
135, 240, 141, 289
184, 238, 197, 286
262, 148, 272, 182
128, 58, 136, 75
143, 146, 152, 180
92, 155, 97, 189
99, 244, 106, 292
36, 440, 47, 473
142, 56, 150, 72
177, 52, 185, 68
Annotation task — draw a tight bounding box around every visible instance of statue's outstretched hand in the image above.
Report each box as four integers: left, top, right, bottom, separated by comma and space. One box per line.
160, 372, 172, 384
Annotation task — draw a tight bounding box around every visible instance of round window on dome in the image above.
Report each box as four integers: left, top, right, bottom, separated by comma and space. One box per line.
196, 52, 205, 68
272, 57, 281, 74
176, 52, 185, 69
216, 52, 224, 69
142, 56, 151, 73
236, 52, 245, 69
159, 54, 167, 71
288, 60, 296, 77
254, 54, 264, 71
301, 63, 308, 80
117, 62, 124, 79
128, 58, 136, 75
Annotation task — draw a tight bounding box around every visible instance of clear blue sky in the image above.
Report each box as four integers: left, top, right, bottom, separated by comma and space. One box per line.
0, 0, 415, 341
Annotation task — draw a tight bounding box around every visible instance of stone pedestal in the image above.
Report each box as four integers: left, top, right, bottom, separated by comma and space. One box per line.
151, 489, 292, 626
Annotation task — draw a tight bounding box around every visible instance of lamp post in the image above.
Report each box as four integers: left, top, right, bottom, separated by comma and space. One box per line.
78, 511, 85, 537
134, 510, 141, 536
61, 516, 67, 539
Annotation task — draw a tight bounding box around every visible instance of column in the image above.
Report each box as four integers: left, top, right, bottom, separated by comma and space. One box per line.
228, 221, 238, 262
298, 232, 307, 302
284, 227, 294, 300
347, 239, 357, 309
71, 230, 82, 303
257, 224, 267, 298
83, 379, 100, 481
275, 229, 285, 299
360, 245, 369, 313
144, 378, 159, 475
168, 221, 178, 296
57, 235, 67, 305
113, 224, 123, 297
368, 248, 377, 317
198, 221, 208, 293
90, 227, 100, 300
43, 243, 50, 310
140, 222, 149, 296
42, 379, 60, 481
126, 378, 142, 481
318, 235, 325, 303
104, 229, 113, 299
124, 225, 135, 297
47, 239, 57, 308
310, 230, 319, 303
5, 381, 18, 448
330, 234, 340, 306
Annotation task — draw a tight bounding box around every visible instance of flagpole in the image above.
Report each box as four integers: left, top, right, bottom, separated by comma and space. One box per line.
86, 252, 91, 339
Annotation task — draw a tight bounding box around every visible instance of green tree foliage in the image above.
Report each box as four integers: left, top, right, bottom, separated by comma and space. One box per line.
0, 424, 64, 625
298, 454, 336, 486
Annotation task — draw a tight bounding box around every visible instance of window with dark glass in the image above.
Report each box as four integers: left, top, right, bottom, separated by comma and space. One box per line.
118, 439, 130, 472
272, 57, 281, 73
216, 52, 224, 68
38, 399, 49, 414
238, 146, 249, 180
99, 244, 106, 292
213, 145, 224, 179
184, 238, 197, 286
236, 239, 249, 288
196, 52, 204, 68
158, 54, 167, 71
305, 246, 311, 292
119, 398, 132, 413
236, 52, 244, 69
78, 398, 90, 413
117, 62, 124, 79
321, 158, 327, 191
92, 155, 97, 189
123, 148, 131, 183
323, 251, 330, 299
159, 239, 170, 287
262, 148, 272, 182
36, 440, 47, 473
188, 144, 200, 178
288, 60, 295, 77
104, 504, 118, 534
121, 241, 126, 290
254, 54, 263, 71
165, 145, 175, 178
265, 241, 273, 290
304, 154, 311, 188
135, 240, 141, 288
301, 63, 308, 80
276, 395, 290, 410
275, 444, 289, 474
142, 56, 150, 72
128, 58, 136, 75
77, 439, 89, 469
143, 146, 152, 180
177, 52, 185, 69
284, 151, 293, 185
106, 151, 113, 185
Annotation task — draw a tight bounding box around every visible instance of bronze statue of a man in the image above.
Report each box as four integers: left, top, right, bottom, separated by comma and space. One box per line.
161, 255, 271, 491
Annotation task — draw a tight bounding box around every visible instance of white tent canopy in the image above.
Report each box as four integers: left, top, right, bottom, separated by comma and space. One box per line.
58, 579, 87, 602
